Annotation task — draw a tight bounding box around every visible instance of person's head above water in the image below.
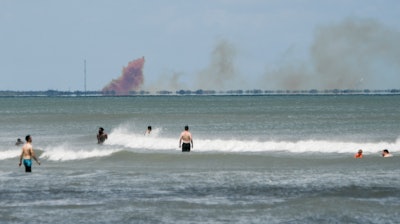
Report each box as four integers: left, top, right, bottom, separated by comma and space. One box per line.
184, 125, 189, 131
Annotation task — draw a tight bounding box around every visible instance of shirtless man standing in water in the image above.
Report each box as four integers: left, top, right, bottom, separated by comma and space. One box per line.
179, 125, 193, 152
19, 135, 40, 172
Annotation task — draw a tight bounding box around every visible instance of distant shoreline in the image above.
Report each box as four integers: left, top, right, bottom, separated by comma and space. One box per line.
0, 89, 399, 97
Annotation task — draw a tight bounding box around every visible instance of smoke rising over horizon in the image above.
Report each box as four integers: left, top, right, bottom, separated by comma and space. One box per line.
145, 40, 241, 92
263, 18, 400, 90
196, 40, 239, 90
142, 18, 400, 92
102, 57, 145, 95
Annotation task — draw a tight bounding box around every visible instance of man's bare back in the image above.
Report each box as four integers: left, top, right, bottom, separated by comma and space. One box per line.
179, 126, 193, 152
180, 131, 192, 143
19, 135, 40, 172
21, 142, 34, 159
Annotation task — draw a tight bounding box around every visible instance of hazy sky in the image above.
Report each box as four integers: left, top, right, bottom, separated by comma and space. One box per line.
1, 0, 399, 91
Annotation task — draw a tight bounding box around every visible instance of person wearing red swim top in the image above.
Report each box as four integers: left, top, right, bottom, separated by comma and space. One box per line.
354, 149, 363, 158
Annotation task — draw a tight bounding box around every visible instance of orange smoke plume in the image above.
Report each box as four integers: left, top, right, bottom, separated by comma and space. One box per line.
102, 57, 145, 95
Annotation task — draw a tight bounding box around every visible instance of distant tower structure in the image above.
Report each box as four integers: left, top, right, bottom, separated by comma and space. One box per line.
84, 59, 87, 96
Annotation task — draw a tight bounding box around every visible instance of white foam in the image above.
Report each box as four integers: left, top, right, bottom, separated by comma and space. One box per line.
107, 127, 400, 154
1, 132, 399, 161
0, 149, 21, 160
106, 125, 172, 150
40, 145, 119, 161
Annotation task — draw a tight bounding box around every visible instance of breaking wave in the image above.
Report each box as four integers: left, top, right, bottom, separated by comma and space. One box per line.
1, 126, 399, 161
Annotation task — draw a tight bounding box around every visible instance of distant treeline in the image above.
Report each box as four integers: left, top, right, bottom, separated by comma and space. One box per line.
0, 89, 399, 97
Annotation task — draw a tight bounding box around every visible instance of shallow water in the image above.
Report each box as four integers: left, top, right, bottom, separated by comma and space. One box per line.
1, 95, 400, 223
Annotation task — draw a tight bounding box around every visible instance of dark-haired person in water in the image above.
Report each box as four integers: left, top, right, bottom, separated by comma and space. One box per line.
145, 126, 152, 135
15, 138, 24, 146
179, 125, 193, 152
382, 149, 393, 157
97, 127, 108, 144
18, 135, 40, 172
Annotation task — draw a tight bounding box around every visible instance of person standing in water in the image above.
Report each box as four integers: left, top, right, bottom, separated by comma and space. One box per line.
18, 135, 40, 172
145, 126, 152, 135
179, 125, 193, 152
97, 127, 108, 144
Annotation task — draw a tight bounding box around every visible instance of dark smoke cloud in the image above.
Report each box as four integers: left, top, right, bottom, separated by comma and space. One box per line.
196, 40, 238, 90
264, 18, 400, 90
102, 57, 145, 95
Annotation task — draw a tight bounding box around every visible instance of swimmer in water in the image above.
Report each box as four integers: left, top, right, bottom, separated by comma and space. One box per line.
15, 138, 24, 146
179, 125, 193, 152
97, 127, 108, 144
145, 126, 152, 135
354, 149, 363, 158
382, 149, 393, 157
18, 135, 40, 172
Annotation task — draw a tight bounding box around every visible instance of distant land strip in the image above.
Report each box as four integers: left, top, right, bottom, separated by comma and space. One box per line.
0, 89, 399, 97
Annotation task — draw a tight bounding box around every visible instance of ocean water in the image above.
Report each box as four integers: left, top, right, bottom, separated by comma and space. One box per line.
1, 95, 399, 223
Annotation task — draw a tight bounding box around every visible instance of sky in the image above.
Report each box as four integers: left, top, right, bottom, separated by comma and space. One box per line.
1, 0, 399, 91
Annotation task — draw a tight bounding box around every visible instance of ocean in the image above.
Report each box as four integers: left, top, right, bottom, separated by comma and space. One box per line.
1, 95, 399, 223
